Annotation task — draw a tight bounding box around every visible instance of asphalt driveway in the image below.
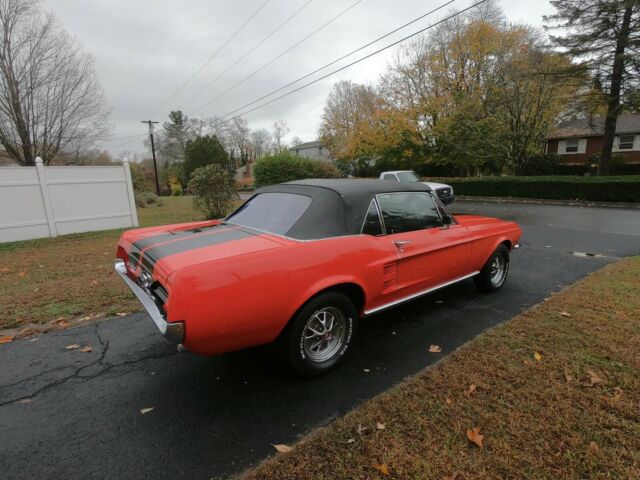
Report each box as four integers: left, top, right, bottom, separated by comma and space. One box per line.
1, 201, 639, 479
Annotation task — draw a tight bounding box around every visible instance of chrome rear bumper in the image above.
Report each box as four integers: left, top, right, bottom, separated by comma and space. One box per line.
114, 259, 184, 344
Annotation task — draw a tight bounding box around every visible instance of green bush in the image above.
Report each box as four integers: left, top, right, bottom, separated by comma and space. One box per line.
135, 191, 159, 208
516, 153, 561, 176
434, 176, 640, 203
254, 151, 341, 187
187, 164, 238, 219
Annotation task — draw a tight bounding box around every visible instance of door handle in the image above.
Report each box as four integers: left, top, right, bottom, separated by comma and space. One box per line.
393, 240, 411, 252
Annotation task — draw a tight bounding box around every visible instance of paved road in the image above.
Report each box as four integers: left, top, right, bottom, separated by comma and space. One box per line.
1, 201, 639, 479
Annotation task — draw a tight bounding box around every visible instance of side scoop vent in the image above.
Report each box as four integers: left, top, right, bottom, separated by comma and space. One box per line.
383, 262, 398, 291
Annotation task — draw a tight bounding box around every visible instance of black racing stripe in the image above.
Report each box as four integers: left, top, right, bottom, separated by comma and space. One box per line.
129, 224, 225, 268
140, 228, 254, 271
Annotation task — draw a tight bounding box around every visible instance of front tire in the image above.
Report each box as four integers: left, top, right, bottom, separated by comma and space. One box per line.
474, 244, 510, 292
286, 292, 357, 377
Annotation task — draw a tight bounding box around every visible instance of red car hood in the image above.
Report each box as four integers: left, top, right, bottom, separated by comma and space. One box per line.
454, 214, 506, 227
121, 222, 287, 284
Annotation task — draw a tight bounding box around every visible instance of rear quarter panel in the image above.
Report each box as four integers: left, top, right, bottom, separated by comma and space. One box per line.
182, 234, 396, 355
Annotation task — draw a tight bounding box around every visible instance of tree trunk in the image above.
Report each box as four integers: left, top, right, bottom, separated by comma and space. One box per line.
600, 3, 633, 176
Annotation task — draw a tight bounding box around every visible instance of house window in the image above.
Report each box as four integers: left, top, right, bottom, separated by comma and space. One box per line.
565, 138, 579, 153
619, 135, 635, 150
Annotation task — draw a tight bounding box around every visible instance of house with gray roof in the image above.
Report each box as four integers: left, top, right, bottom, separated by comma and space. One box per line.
546, 113, 640, 165
289, 140, 332, 163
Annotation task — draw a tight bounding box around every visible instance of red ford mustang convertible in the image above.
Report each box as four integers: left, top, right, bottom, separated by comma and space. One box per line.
115, 180, 521, 376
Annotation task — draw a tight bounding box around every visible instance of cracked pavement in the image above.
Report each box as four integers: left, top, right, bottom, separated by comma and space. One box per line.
1, 201, 639, 479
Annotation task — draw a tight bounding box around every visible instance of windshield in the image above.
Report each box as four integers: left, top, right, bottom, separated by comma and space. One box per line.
226, 192, 312, 235
396, 171, 420, 182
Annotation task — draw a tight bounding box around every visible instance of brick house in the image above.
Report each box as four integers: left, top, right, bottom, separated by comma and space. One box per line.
546, 114, 640, 165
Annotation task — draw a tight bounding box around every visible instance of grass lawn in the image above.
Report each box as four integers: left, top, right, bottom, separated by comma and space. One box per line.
242, 257, 640, 480
0, 196, 204, 332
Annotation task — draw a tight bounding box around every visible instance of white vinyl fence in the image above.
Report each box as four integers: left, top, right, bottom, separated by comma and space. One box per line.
0, 157, 138, 243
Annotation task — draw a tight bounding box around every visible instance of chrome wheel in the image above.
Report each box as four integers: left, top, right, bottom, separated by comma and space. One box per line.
489, 254, 507, 287
302, 307, 347, 363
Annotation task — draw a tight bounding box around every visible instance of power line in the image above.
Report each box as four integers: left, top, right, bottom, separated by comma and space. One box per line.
221, 0, 456, 119
219, 0, 488, 123
151, 0, 271, 116
182, 0, 315, 107
192, 0, 364, 115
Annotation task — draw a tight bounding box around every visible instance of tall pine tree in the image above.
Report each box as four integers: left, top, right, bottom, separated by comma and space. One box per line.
545, 1, 640, 175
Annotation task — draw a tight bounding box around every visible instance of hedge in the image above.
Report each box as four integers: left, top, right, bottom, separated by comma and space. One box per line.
432, 176, 640, 203
254, 151, 340, 188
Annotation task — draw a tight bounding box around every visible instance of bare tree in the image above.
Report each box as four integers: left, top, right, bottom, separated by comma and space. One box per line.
249, 128, 272, 160
0, 0, 110, 165
229, 117, 250, 166
272, 119, 289, 152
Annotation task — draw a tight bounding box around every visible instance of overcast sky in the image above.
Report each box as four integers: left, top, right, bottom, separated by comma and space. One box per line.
41, 0, 556, 157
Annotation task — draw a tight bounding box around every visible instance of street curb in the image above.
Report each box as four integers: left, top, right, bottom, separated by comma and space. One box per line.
456, 195, 640, 209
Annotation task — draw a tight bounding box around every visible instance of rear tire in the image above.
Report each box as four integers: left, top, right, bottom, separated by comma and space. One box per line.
286, 292, 357, 377
474, 244, 510, 292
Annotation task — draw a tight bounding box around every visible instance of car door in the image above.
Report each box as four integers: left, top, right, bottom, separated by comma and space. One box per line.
376, 192, 472, 299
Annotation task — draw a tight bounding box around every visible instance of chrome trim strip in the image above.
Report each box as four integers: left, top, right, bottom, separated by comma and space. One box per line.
363, 271, 480, 315
114, 259, 184, 343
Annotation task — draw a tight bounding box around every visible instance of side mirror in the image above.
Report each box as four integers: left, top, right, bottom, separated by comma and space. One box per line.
441, 214, 453, 225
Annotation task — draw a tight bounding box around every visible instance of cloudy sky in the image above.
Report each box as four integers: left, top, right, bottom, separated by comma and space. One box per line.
42, 0, 556, 157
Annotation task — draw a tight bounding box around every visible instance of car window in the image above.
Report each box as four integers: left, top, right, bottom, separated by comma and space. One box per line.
361, 200, 383, 236
396, 171, 419, 182
377, 192, 441, 234
226, 193, 312, 235
382, 174, 398, 181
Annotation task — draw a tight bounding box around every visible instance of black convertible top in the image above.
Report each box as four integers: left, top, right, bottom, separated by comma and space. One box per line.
249, 179, 431, 240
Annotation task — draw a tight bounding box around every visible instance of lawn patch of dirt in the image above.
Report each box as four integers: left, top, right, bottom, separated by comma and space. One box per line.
241, 257, 640, 480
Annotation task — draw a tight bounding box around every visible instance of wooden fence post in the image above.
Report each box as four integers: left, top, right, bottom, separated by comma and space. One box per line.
122, 158, 139, 227
35, 157, 58, 238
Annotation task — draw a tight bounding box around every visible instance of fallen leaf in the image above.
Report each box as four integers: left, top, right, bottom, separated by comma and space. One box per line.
373, 464, 390, 476
603, 388, 623, 405
465, 384, 477, 396
564, 371, 574, 383
443, 473, 459, 480
588, 370, 603, 386
376, 422, 386, 430
19, 399, 32, 405
80, 346, 93, 353
445, 397, 453, 406
18, 270, 27, 277
140, 407, 154, 415
357, 424, 369, 435
90, 280, 98, 286
272, 444, 293, 453
0, 335, 14, 344
534, 351, 543, 362
523, 359, 532, 366
64, 344, 80, 350
79, 316, 92, 322
559, 311, 571, 317
346, 438, 355, 444
429, 344, 442, 353
115, 312, 128, 317
0, 267, 10, 273
589, 441, 599, 454
466, 427, 484, 448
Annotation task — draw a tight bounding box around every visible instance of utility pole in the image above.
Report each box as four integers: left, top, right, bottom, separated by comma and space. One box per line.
141, 120, 160, 195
